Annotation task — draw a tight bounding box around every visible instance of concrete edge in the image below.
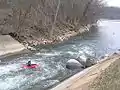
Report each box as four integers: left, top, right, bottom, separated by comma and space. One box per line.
51, 53, 120, 90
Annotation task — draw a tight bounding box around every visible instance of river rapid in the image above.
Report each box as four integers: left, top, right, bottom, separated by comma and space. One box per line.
0, 20, 120, 90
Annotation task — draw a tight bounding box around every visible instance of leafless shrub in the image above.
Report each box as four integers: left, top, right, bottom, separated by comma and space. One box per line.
0, 0, 104, 41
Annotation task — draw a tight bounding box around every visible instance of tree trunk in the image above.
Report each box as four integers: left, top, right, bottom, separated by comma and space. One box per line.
50, 0, 61, 39
81, 0, 93, 21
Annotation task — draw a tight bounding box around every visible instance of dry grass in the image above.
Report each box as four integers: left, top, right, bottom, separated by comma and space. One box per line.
90, 57, 120, 90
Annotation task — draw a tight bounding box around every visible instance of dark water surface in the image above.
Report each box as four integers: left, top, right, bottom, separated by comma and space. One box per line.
0, 20, 120, 90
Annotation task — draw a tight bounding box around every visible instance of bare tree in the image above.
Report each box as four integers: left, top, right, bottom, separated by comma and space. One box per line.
50, 0, 61, 39
0, 0, 104, 42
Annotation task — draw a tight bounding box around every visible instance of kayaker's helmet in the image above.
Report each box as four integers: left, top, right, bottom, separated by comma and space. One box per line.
27, 61, 31, 66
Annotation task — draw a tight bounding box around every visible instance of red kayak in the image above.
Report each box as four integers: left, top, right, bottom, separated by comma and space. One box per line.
22, 64, 39, 69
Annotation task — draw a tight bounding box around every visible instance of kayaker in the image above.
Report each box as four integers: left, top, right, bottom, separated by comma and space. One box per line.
22, 61, 39, 69
27, 61, 32, 66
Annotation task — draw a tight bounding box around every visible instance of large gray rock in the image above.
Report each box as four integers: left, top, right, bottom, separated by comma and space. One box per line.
100, 54, 109, 60
76, 56, 97, 68
66, 59, 84, 70
85, 58, 97, 67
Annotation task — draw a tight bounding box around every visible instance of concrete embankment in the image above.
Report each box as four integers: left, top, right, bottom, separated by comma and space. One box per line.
0, 35, 27, 58
51, 53, 120, 90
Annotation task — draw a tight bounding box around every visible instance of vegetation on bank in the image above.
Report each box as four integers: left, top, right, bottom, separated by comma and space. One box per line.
0, 0, 103, 46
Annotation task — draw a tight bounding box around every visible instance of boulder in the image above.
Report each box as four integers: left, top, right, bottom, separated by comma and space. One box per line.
76, 56, 97, 68
85, 58, 97, 67
100, 54, 110, 60
66, 59, 84, 70
27, 46, 36, 51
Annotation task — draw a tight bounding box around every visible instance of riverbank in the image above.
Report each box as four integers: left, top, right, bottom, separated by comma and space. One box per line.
0, 25, 91, 58
23, 25, 91, 47
0, 8, 93, 48
51, 53, 120, 90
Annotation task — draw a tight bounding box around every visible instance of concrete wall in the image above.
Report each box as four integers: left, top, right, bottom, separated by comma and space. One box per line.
0, 35, 26, 56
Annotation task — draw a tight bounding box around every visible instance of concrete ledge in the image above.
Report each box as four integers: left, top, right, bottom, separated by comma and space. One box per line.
0, 35, 27, 57
51, 54, 120, 90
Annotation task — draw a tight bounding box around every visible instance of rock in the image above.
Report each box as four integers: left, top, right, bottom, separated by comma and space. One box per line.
105, 54, 109, 57
100, 54, 110, 60
113, 52, 118, 55
66, 59, 84, 70
85, 58, 96, 67
27, 46, 36, 51
76, 56, 97, 68
24, 42, 36, 51
100, 56, 105, 59
77, 59, 86, 67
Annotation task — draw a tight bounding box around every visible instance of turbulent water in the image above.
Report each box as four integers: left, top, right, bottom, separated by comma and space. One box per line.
0, 20, 120, 90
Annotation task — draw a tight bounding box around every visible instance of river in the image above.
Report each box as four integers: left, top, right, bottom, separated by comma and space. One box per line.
0, 20, 120, 90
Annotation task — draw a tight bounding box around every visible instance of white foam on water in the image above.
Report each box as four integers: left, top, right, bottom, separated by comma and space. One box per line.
42, 67, 58, 79
71, 45, 78, 50
18, 59, 41, 65
79, 55, 87, 62
0, 64, 20, 76
0, 75, 27, 90
66, 51, 77, 55
42, 80, 59, 88
35, 52, 61, 57
80, 45, 95, 56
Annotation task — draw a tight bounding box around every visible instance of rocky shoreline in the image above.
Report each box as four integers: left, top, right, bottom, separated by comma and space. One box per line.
0, 24, 91, 58
23, 25, 91, 50
51, 52, 120, 90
